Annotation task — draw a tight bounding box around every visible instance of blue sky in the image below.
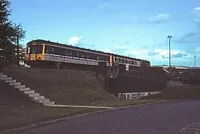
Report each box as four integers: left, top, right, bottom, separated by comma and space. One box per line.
10, 0, 200, 67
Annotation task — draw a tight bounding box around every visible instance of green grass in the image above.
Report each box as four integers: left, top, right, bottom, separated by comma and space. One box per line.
142, 87, 200, 100
3, 67, 117, 106
0, 67, 166, 131
0, 80, 165, 131
0, 81, 97, 131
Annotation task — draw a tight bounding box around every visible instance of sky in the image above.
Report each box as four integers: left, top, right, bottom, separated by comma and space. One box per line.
9, 0, 200, 67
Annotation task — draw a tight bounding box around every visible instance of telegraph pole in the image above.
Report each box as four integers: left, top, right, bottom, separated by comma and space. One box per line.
17, 34, 19, 66
167, 36, 172, 67
194, 55, 196, 67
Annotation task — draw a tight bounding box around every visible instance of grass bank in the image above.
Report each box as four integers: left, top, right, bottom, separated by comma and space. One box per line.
0, 67, 166, 131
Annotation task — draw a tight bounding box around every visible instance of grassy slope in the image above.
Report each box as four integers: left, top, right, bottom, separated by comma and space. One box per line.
0, 67, 166, 131
3, 67, 118, 106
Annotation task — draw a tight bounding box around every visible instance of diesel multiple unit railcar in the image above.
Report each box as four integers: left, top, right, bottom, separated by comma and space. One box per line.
25, 39, 150, 71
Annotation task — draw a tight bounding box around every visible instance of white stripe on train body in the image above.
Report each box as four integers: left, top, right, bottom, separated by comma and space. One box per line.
44, 53, 102, 66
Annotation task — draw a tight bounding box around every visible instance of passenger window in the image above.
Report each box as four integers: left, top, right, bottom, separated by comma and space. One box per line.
52, 47, 55, 53
69, 52, 72, 56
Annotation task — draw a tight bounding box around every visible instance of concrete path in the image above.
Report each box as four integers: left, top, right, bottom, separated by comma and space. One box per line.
49, 104, 113, 109
4, 100, 200, 134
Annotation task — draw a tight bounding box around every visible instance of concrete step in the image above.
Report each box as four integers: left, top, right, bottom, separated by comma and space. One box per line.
33, 96, 50, 103
14, 85, 26, 88
9, 82, 21, 86
0, 74, 7, 78
39, 99, 50, 104
19, 88, 30, 91
24, 90, 35, 94
0, 77, 12, 80
43, 101, 55, 106
28, 93, 40, 97
33, 96, 45, 100
5, 80, 16, 83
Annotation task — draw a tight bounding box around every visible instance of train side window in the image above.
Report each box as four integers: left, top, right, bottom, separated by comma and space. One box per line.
106, 56, 109, 61
30, 45, 42, 54
69, 51, 72, 56
37, 45, 43, 54
72, 51, 76, 57
94, 54, 97, 60
101, 56, 104, 61
54, 47, 58, 54
90, 53, 95, 60
96, 55, 99, 60
81, 52, 85, 58
77, 52, 80, 57
133, 61, 136, 65
64, 50, 67, 56
62, 49, 66, 56
55, 47, 62, 55
100, 56, 104, 61
30, 46, 37, 54
103, 56, 107, 61
51, 47, 55, 53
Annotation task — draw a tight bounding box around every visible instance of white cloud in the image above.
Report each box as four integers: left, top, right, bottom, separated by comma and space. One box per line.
67, 36, 81, 45
125, 49, 148, 56
195, 7, 200, 10
138, 13, 170, 25
156, 14, 170, 21
104, 48, 112, 53
193, 7, 200, 17
195, 47, 200, 53
98, 2, 108, 9
122, 47, 191, 66
154, 49, 181, 56
148, 13, 170, 24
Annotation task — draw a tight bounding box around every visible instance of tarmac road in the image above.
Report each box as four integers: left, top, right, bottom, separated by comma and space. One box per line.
4, 100, 200, 134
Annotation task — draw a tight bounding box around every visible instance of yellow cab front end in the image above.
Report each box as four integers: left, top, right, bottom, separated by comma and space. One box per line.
25, 41, 45, 62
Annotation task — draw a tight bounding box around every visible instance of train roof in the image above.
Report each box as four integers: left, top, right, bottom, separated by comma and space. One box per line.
27, 39, 149, 62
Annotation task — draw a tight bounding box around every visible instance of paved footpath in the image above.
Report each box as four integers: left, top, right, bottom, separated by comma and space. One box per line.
3, 100, 200, 134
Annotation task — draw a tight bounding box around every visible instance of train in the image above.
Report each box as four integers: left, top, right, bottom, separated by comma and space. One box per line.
24, 39, 169, 93
25, 39, 150, 73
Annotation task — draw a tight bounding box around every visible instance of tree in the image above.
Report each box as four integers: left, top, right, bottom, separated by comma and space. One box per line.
0, 0, 25, 67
